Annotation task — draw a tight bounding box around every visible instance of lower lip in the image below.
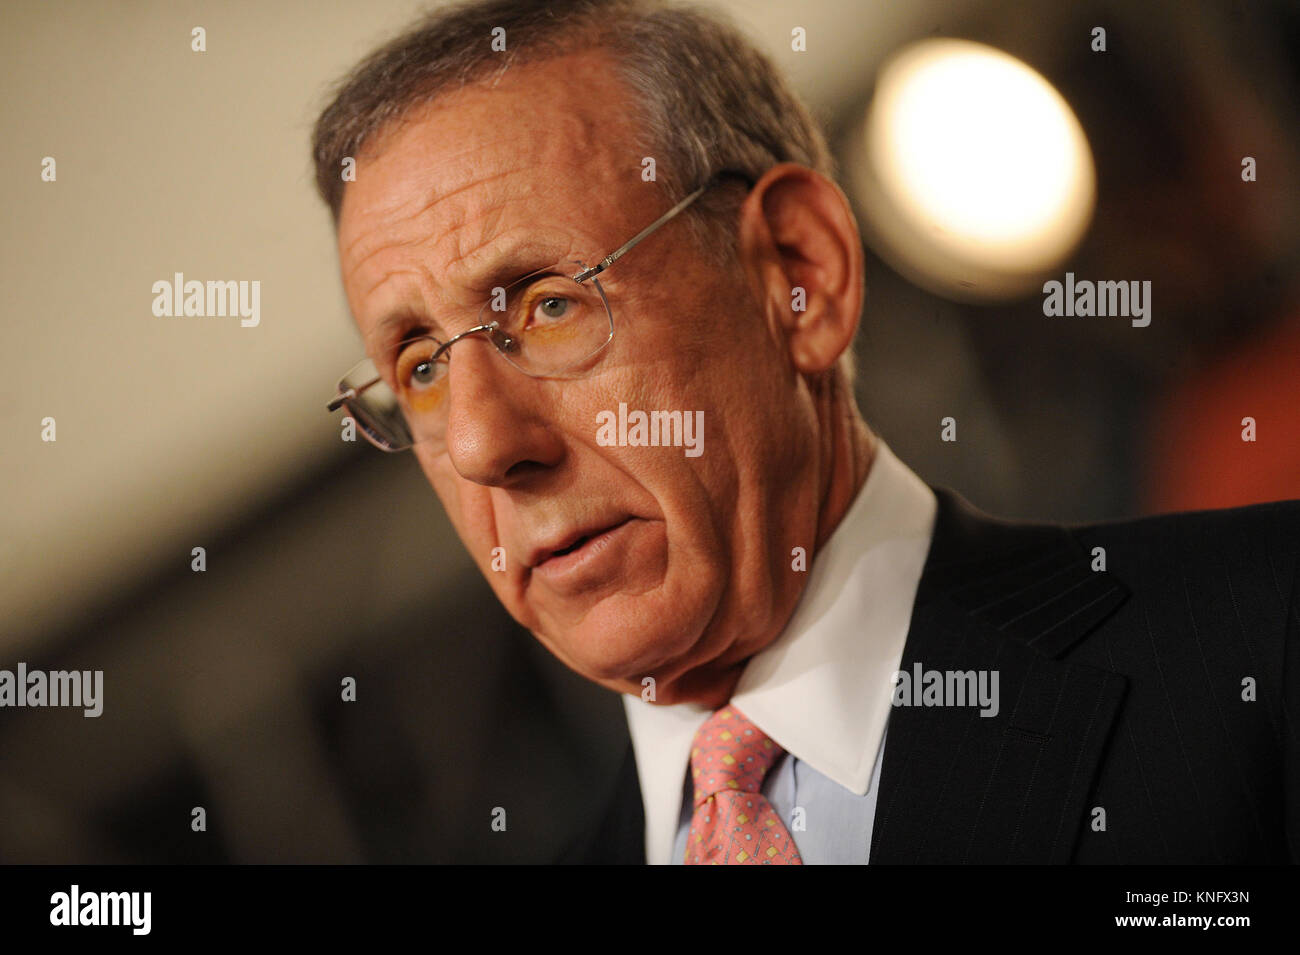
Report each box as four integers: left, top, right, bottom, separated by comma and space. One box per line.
533, 518, 637, 587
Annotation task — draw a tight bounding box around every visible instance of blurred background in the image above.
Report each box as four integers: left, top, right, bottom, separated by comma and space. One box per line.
1, 0, 1297, 862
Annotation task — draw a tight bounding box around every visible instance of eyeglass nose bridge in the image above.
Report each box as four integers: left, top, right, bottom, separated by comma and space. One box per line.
432, 320, 515, 364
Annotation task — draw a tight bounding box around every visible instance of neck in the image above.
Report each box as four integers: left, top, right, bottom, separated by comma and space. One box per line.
814, 370, 876, 551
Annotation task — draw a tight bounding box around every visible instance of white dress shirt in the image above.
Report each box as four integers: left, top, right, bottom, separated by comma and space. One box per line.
621, 438, 937, 864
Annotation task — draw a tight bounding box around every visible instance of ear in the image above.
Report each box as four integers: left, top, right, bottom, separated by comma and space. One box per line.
736, 163, 864, 375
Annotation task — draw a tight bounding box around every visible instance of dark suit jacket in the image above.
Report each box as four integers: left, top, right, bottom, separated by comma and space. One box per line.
561, 487, 1300, 863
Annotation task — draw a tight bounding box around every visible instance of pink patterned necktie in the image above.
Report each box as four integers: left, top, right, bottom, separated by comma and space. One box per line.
684, 703, 803, 864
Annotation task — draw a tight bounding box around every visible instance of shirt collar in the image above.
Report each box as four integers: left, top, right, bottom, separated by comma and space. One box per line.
623, 438, 938, 863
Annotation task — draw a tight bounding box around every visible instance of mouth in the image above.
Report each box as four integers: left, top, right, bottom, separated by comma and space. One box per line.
529, 516, 635, 574
549, 535, 593, 559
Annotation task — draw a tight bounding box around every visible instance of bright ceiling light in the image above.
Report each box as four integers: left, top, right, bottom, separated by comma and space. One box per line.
851, 38, 1096, 301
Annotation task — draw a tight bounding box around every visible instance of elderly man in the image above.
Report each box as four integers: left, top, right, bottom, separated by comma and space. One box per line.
316, 0, 1299, 864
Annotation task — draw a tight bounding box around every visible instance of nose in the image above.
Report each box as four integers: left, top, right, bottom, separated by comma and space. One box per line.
441, 334, 564, 486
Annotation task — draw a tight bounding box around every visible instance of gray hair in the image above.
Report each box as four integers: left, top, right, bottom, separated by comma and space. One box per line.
311, 0, 855, 384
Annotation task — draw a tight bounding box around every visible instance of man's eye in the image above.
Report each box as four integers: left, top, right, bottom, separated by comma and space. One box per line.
411, 360, 437, 386
394, 341, 444, 392
534, 296, 569, 322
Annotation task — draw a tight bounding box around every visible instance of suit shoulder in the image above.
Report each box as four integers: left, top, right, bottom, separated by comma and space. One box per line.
1067, 499, 1299, 654
1069, 498, 1300, 569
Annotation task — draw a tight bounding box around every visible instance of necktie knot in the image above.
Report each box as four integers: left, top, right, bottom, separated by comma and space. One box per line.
689, 704, 784, 806
683, 702, 803, 863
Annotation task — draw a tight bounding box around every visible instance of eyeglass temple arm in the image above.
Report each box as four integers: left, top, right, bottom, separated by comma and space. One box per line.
573, 183, 706, 284
327, 388, 357, 412
573, 170, 753, 284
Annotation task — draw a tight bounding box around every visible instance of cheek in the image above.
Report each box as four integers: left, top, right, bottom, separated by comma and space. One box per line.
421, 455, 494, 557
418, 453, 458, 513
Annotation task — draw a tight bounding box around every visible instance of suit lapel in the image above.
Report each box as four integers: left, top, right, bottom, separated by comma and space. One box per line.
559, 738, 645, 864
869, 488, 1129, 863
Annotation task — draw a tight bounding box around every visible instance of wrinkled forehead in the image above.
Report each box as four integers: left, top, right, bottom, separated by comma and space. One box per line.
336, 51, 650, 300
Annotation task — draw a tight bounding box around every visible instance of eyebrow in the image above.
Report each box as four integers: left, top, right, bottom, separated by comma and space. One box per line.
370, 309, 440, 361
365, 243, 573, 361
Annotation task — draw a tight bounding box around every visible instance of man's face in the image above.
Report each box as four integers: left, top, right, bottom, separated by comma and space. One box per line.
337, 51, 822, 704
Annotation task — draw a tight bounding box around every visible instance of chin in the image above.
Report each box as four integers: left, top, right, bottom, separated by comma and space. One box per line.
541, 588, 713, 686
